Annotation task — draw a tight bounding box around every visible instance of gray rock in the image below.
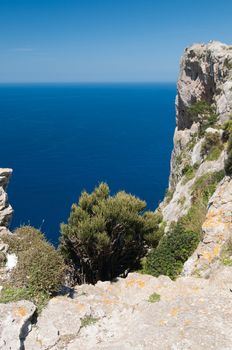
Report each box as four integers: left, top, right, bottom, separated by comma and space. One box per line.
0, 300, 36, 350
23, 270, 232, 350
0, 169, 13, 228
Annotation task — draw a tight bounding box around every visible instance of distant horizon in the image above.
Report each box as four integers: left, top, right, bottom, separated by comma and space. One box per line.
0, 81, 176, 85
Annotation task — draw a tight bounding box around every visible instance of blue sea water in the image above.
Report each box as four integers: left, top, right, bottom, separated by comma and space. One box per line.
0, 83, 176, 244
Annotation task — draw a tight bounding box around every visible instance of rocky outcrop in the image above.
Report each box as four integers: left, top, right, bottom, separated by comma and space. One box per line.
159, 41, 232, 275
183, 176, 232, 277
17, 270, 232, 349
170, 41, 232, 186
0, 168, 13, 232
0, 300, 36, 350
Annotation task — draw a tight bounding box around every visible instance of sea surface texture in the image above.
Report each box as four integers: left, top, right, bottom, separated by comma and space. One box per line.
0, 83, 175, 243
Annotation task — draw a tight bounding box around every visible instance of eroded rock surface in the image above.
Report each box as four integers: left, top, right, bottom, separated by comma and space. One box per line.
0, 300, 36, 350
23, 270, 232, 349
183, 176, 232, 276
0, 169, 13, 230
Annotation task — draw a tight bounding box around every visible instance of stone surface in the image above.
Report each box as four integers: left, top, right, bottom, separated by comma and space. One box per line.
0, 300, 36, 350
22, 270, 232, 349
183, 176, 232, 277
0, 169, 13, 228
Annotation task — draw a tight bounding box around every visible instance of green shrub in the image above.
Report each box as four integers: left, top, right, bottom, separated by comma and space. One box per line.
182, 163, 199, 184
191, 171, 225, 204
225, 149, 232, 175
223, 117, 232, 175
222, 118, 232, 141
221, 237, 232, 266
60, 183, 163, 284
1, 226, 65, 310
148, 292, 160, 303
143, 223, 199, 279
200, 132, 222, 158
187, 100, 218, 133
0, 251, 6, 267
224, 58, 232, 70
81, 316, 99, 328
164, 188, 174, 204
180, 171, 225, 235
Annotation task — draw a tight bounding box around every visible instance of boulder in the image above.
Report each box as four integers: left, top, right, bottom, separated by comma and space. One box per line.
0, 300, 36, 350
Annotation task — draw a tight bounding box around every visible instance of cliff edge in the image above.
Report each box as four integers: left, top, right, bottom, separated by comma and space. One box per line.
1, 42, 232, 350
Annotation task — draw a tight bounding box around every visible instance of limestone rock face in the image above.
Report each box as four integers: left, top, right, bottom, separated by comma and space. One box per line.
169, 41, 232, 187
22, 270, 232, 349
159, 41, 232, 274
183, 176, 232, 277
0, 300, 36, 350
0, 169, 13, 230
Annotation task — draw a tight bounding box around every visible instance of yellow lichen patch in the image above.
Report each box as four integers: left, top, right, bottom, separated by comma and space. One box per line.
102, 298, 117, 305
13, 307, 27, 317
213, 245, 220, 257
159, 319, 168, 326
125, 278, 145, 288
202, 251, 212, 262
184, 319, 191, 326
170, 307, 179, 317
203, 209, 224, 229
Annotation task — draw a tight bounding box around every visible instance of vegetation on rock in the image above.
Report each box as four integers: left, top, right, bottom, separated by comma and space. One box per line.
187, 100, 218, 133
223, 118, 232, 176
200, 132, 223, 161
148, 292, 161, 303
0, 226, 65, 311
143, 223, 199, 279
60, 183, 163, 284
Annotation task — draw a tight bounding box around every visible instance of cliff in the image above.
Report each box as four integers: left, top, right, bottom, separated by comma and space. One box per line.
1, 42, 232, 350
160, 41, 232, 277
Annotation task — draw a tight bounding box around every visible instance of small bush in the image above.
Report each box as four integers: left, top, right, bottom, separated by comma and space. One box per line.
81, 316, 99, 328
222, 118, 232, 142
148, 292, 160, 303
225, 149, 232, 175
165, 188, 174, 204
1, 226, 65, 310
182, 163, 199, 184
187, 100, 218, 133
224, 58, 232, 70
60, 183, 163, 284
0, 251, 6, 267
221, 237, 232, 266
200, 132, 222, 159
143, 223, 199, 279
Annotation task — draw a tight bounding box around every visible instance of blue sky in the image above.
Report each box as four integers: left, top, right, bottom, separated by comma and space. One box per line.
1, 0, 232, 83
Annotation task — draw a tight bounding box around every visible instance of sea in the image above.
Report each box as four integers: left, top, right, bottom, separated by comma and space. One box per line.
0, 83, 176, 244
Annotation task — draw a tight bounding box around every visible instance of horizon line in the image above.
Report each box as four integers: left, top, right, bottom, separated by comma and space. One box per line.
0, 81, 176, 85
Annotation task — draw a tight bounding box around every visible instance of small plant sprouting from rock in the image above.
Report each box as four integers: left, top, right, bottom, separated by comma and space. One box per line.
223, 117, 232, 176
221, 237, 232, 266
148, 292, 160, 303
81, 316, 99, 328
200, 132, 223, 161
224, 58, 232, 70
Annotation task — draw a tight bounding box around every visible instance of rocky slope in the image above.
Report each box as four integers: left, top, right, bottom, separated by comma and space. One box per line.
160, 41, 232, 276
1, 41, 232, 350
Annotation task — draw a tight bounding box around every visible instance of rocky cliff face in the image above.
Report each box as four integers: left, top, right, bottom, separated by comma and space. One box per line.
0, 169, 13, 234
1, 42, 232, 350
160, 41, 232, 277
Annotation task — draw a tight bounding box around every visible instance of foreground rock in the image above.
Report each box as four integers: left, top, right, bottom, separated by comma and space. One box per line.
0, 300, 36, 350
22, 269, 232, 349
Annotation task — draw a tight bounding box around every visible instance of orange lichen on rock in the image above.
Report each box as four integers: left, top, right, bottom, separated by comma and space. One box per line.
125, 278, 145, 288
13, 307, 27, 317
